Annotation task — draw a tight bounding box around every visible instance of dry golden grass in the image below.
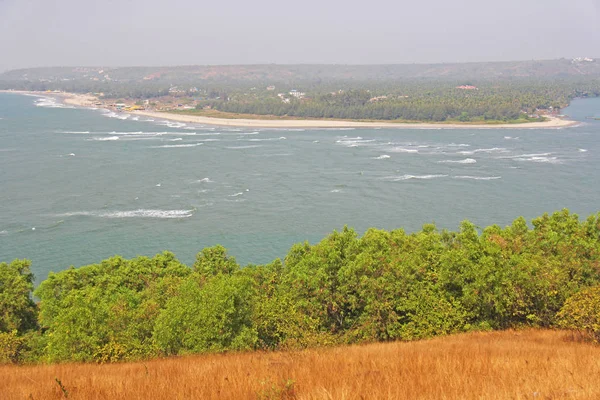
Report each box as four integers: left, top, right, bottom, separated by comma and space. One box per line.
2, 329, 600, 399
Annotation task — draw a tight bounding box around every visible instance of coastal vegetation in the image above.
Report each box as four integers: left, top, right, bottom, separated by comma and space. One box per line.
2, 60, 600, 123
1, 209, 600, 365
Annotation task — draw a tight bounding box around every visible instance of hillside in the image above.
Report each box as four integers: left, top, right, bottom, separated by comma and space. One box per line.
2, 58, 600, 84
2, 329, 599, 399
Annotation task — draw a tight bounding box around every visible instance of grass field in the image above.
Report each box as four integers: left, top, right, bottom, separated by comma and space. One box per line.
2, 329, 599, 399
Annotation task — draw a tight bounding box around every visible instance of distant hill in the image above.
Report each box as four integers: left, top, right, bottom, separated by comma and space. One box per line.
2, 58, 600, 84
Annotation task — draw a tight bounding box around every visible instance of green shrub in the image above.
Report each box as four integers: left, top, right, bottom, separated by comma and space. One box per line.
557, 286, 600, 342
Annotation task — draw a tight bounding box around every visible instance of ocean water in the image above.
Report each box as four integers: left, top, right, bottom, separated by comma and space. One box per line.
1, 93, 599, 283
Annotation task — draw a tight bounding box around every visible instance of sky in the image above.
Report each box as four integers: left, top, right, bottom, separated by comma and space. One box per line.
0, 0, 599, 72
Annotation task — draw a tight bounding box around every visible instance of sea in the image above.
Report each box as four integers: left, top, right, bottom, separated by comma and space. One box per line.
1, 92, 599, 283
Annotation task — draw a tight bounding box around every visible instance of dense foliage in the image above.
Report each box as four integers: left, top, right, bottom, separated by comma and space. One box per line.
557, 286, 600, 342
1, 209, 600, 363
197, 79, 600, 122
2, 62, 600, 122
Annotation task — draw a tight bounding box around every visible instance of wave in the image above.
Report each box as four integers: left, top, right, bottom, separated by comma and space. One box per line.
454, 175, 501, 180
439, 158, 477, 164
0, 230, 8, 235
228, 192, 244, 197
458, 148, 507, 155
89, 136, 119, 141
225, 145, 263, 149
150, 143, 203, 148
156, 121, 187, 129
237, 131, 260, 135
168, 138, 183, 141
579, 148, 588, 152
34, 97, 75, 109
381, 174, 448, 181
501, 152, 552, 159
60, 130, 91, 134
197, 178, 213, 183
389, 147, 418, 153
499, 152, 561, 163
446, 143, 470, 147
56, 209, 194, 219
336, 136, 376, 147
240, 137, 287, 142
330, 189, 343, 193
504, 136, 520, 140
517, 156, 561, 164
194, 138, 221, 142
373, 155, 391, 159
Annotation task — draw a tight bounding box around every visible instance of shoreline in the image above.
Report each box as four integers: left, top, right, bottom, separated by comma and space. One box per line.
1, 90, 579, 129
131, 110, 578, 129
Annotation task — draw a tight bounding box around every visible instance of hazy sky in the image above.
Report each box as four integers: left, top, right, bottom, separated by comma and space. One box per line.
1, 0, 599, 72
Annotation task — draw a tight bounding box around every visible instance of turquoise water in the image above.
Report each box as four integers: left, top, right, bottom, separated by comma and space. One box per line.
1, 93, 599, 283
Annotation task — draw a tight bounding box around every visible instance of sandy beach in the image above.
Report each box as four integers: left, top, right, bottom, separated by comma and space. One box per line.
1, 90, 578, 129
131, 110, 578, 129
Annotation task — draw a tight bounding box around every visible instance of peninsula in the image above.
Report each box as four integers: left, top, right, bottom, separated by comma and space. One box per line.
2, 58, 599, 128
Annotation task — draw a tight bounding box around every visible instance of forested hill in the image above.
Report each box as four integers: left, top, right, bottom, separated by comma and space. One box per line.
2, 58, 600, 84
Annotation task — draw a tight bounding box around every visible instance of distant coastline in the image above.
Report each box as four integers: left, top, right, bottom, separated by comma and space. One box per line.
1, 90, 579, 129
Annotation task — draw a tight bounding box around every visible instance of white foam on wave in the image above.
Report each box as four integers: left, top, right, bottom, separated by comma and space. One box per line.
454, 175, 501, 180
499, 152, 561, 164
240, 137, 286, 142
458, 148, 507, 155
89, 136, 120, 141
373, 154, 391, 159
197, 177, 213, 183
34, 97, 75, 109
579, 148, 588, 152
446, 143, 470, 147
228, 192, 244, 197
0, 230, 8, 235
102, 111, 130, 120
225, 145, 263, 149
504, 136, 520, 140
168, 138, 183, 141
56, 209, 194, 219
330, 189, 343, 193
150, 143, 203, 148
381, 174, 448, 181
336, 136, 376, 147
439, 158, 477, 164
194, 138, 221, 142
60, 130, 91, 134
155, 121, 187, 129
519, 156, 561, 164
388, 147, 418, 153
237, 131, 260, 135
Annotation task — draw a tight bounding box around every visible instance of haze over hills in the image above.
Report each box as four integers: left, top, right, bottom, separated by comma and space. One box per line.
1, 58, 600, 84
